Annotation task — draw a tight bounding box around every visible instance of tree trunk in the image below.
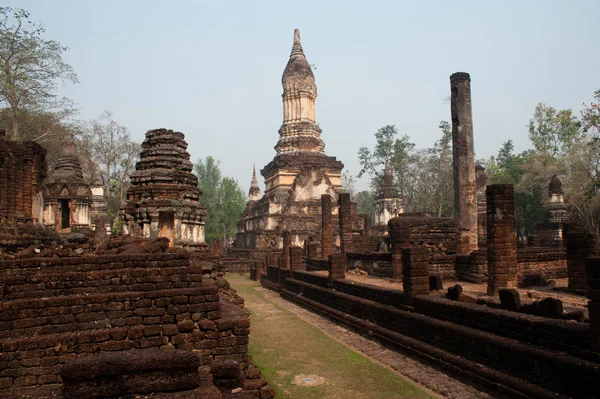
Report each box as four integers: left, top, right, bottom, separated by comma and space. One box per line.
10, 109, 19, 140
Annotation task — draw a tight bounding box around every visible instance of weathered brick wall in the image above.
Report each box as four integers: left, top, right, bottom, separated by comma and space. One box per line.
0, 138, 47, 223
321, 194, 333, 260
347, 252, 393, 278
0, 252, 253, 396
517, 248, 567, 283
456, 248, 567, 284
566, 229, 598, 290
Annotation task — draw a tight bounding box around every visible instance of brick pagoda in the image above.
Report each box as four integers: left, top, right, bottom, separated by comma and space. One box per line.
120, 128, 206, 248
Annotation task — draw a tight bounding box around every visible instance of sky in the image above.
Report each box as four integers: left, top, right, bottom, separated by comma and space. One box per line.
7, 0, 600, 193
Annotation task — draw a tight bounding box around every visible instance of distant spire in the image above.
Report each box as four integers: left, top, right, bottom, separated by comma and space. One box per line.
290, 28, 304, 57
249, 162, 261, 201
251, 163, 259, 188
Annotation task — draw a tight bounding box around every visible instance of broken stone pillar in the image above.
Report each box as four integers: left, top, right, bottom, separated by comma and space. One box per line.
566, 228, 598, 289
401, 247, 430, 299
486, 184, 518, 295
451, 72, 478, 255
290, 246, 304, 272
306, 242, 318, 259
282, 231, 291, 269
329, 254, 345, 281
388, 218, 412, 280
586, 257, 600, 350
321, 194, 334, 260
476, 165, 489, 247
338, 193, 353, 256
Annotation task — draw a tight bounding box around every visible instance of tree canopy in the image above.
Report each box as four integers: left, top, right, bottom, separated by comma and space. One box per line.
195, 157, 247, 244
0, 7, 78, 140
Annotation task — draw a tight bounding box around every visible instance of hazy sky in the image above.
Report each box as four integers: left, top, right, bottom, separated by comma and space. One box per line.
8, 0, 600, 193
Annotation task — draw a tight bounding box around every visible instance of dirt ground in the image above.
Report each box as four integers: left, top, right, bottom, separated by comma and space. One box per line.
315, 270, 589, 316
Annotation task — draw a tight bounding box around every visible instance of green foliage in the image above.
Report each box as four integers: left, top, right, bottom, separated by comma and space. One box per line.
0, 7, 78, 140
581, 89, 600, 141
170, 200, 181, 210
195, 157, 246, 243
358, 125, 416, 207
485, 140, 549, 238
528, 103, 583, 156
340, 171, 356, 198
355, 190, 375, 224
112, 218, 123, 235
409, 121, 454, 216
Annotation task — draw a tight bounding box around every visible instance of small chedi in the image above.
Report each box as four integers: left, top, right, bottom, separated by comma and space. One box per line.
43, 136, 93, 231
236, 29, 344, 249
535, 175, 569, 247
120, 128, 207, 248
374, 163, 403, 226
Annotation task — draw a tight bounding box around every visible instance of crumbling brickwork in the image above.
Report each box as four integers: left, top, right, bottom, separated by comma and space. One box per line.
587, 257, 600, 350
0, 133, 47, 223
338, 192, 353, 256
401, 247, 430, 298
329, 253, 345, 281
566, 227, 598, 289
486, 184, 518, 295
121, 128, 207, 248
321, 194, 334, 259
0, 248, 270, 397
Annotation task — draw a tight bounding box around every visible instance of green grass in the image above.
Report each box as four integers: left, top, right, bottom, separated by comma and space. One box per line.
228, 274, 436, 399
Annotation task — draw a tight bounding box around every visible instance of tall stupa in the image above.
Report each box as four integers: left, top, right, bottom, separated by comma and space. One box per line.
235, 29, 344, 249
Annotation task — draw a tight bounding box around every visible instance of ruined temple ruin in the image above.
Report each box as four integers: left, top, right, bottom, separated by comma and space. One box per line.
120, 128, 207, 248
43, 136, 93, 231
0, 130, 46, 224
374, 162, 403, 226
235, 29, 344, 249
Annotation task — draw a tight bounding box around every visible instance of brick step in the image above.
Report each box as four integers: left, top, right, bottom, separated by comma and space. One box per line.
0, 265, 203, 300
0, 284, 219, 339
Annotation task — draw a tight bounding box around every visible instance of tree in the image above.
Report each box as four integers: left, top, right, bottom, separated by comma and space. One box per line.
340, 171, 356, 198
0, 7, 78, 140
409, 121, 454, 216
528, 103, 583, 157
355, 190, 375, 224
563, 138, 600, 236
84, 111, 140, 219
358, 125, 416, 208
219, 177, 246, 243
195, 157, 247, 243
581, 89, 600, 141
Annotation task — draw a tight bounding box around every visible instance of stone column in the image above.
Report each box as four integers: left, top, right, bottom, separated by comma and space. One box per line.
282, 231, 291, 269
486, 184, 518, 295
451, 72, 478, 255
338, 193, 353, 256
401, 247, 430, 299
321, 194, 333, 260
329, 253, 345, 281
566, 229, 598, 289
586, 257, 600, 350
388, 218, 412, 280
290, 246, 304, 272
306, 242, 319, 259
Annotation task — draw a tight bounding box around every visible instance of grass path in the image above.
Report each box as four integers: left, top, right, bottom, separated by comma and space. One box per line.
228, 275, 435, 399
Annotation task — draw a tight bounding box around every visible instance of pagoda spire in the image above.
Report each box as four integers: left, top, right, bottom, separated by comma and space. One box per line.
277, 29, 324, 155
249, 163, 261, 201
